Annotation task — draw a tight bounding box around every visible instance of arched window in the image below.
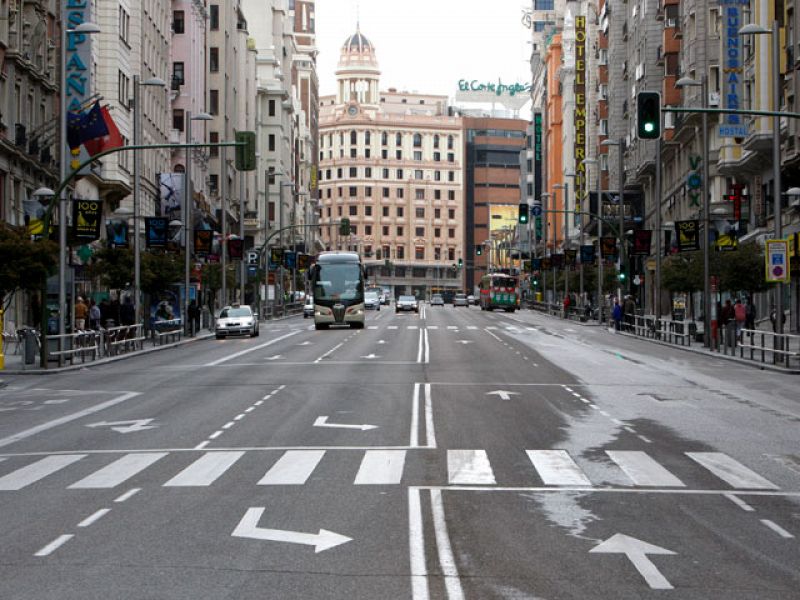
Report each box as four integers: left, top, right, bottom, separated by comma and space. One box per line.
350, 130, 357, 145
396, 132, 402, 146
381, 131, 388, 145
413, 133, 422, 147
365, 131, 371, 145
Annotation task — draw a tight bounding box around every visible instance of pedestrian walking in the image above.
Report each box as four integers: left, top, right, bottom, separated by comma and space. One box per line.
74, 297, 88, 330
563, 294, 571, 319
89, 299, 101, 330
612, 298, 623, 331
745, 299, 756, 331
623, 295, 636, 332
119, 297, 135, 326
719, 299, 734, 326
734, 299, 746, 340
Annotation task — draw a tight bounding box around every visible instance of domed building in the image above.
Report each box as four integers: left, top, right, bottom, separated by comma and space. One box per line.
318, 27, 465, 298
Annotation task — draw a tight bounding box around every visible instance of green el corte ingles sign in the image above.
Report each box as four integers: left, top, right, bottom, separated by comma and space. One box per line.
457, 79, 531, 97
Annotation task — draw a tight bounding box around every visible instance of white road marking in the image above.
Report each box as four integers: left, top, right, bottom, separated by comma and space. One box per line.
114, 488, 141, 503
208, 430, 223, 440
234, 414, 246, 421
259, 450, 325, 485
606, 451, 685, 487
467, 326, 478, 330
447, 326, 458, 330
222, 422, 235, 430
760, 519, 794, 538
427, 325, 438, 330
0, 392, 140, 449
408, 325, 419, 329
0, 454, 86, 490
424, 383, 436, 449
368, 325, 378, 329
68, 453, 167, 489
527, 450, 592, 486
417, 329, 424, 363
423, 328, 430, 363
245, 406, 256, 413
410, 383, 421, 448
194, 441, 210, 450
77, 508, 111, 527
354, 450, 407, 485
231, 507, 351, 552
313, 416, 378, 431
254, 400, 264, 406
314, 341, 345, 363
388, 325, 398, 330
448, 450, 496, 485
724, 493, 754, 511
34, 534, 74, 557
563, 387, 574, 393
589, 533, 676, 590
43, 399, 70, 404
430, 489, 465, 600
204, 331, 300, 366
164, 451, 244, 487
637, 435, 653, 444
686, 452, 778, 490
408, 488, 429, 600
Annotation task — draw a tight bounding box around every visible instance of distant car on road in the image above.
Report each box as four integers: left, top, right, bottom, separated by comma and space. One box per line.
364, 291, 381, 310
430, 294, 444, 306
396, 295, 419, 313
216, 305, 259, 339
466, 294, 476, 305
453, 293, 469, 307
303, 296, 314, 318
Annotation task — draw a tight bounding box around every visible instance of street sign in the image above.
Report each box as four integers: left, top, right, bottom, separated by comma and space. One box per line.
765, 239, 790, 283
532, 205, 542, 217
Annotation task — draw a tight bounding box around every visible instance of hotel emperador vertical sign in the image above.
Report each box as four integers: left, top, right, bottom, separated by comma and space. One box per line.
574, 15, 587, 221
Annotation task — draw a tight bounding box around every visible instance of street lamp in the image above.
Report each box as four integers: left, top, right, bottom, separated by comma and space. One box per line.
183, 111, 212, 334
582, 158, 603, 318
739, 21, 784, 334
601, 138, 626, 302
540, 192, 551, 301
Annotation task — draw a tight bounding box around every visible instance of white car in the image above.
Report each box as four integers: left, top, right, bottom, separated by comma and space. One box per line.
395, 295, 419, 313
303, 296, 314, 318
216, 305, 259, 338
364, 291, 381, 310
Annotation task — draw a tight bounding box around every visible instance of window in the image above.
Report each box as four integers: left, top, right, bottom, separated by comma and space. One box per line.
447, 153, 455, 162
119, 8, 131, 43
397, 226, 404, 236
397, 246, 405, 259
365, 206, 372, 216
434, 190, 441, 200
337, 206, 343, 216
337, 168, 343, 178
397, 188, 404, 199
381, 149, 388, 160
434, 228, 441, 237
117, 70, 130, 107
365, 131, 371, 145
268, 134, 275, 152
397, 169, 404, 179
416, 208, 425, 218
434, 208, 441, 219
350, 148, 357, 158
534, 0, 554, 9
349, 186, 357, 196
599, 49, 608, 65
326, 169, 332, 179
382, 245, 390, 259
173, 109, 185, 132
448, 191, 455, 201
210, 5, 219, 29
415, 247, 425, 259
415, 170, 423, 180
382, 187, 390, 198
365, 149, 371, 158
365, 225, 372, 235
209, 174, 219, 194
395, 132, 402, 145
209, 131, 219, 157
448, 228, 455, 238
448, 248, 455, 261
349, 205, 358, 216
396, 150, 402, 160
397, 207, 404, 217
382, 207, 389, 217
415, 189, 425, 200
413, 133, 422, 147
433, 134, 440, 148
381, 131, 388, 145
365, 167, 372, 178
269, 100, 276, 116
600, 119, 609, 136
338, 187, 343, 197
383, 225, 390, 235
433, 152, 441, 162
448, 209, 455, 219
434, 248, 441, 260
209, 90, 219, 115
327, 207, 331, 217
600, 154, 609, 171
365, 187, 373, 197
434, 171, 441, 181
382, 168, 389, 178
349, 167, 357, 177
414, 151, 422, 161
351, 226, 358, 235
350, 130, 357, 145
448, 171, 455, 182
447, 135, 454, 149
209, 48, 219, 72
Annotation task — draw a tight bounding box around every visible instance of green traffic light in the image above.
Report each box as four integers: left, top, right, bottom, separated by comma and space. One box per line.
644, 123, 655, 133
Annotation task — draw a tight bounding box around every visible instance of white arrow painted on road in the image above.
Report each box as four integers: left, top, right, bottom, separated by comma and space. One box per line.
297, 341, 312, 346
361, 353, 380, 359
485, 390, 519, 401
377, 340, 387, 345
86, 419, 158, 433
589, 533, 676, 590
457, 340, 472, 345
313, 416, 378, 431
232, 507, 352, 553
265, 355, 283, 361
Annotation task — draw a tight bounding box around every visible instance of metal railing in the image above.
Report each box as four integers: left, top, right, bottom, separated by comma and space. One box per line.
105, 325, 146, 355
46, 330, 102, 364
719, 327, 800, 369
632, 315, 694, 346
153, 328, 183, 345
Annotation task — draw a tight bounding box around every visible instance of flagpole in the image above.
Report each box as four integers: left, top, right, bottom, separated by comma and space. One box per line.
58, 22, 68, 366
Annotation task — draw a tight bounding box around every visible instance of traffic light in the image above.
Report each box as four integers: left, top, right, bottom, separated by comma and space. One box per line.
618, 267, 627, 283
234, 131, 257, 171
475, 245, 483, 256
636, 91, 661, 140
339, 218, 350, 236
458, 257, 463, 268
534, 216, 543, 238
518, 203, 529, 225
532, 273, 540, 287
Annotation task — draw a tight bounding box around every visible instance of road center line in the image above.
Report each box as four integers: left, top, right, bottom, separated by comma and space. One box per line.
222, 422, 235, 430
408, 488, 429, 600
430, 489, 465, 600
315, 342, 345, 363
424, 383, 436, 449
34, 534, 74, 557
204, 331, 300, 366
78, 508, 111, 528
410, 383, 421, 448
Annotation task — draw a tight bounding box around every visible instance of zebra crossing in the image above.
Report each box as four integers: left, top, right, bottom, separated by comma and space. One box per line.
0, 448, 792, 493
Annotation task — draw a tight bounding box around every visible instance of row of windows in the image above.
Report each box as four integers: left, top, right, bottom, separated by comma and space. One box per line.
321, 148, 457, 162
467, 129, 526, 140
324, 244, 457, 262
322, 187, 457, 201
326, 205, 457, 219
325, 221, 457, 239
324, 131, 457, 149
320, 167, 456, 182
174, 6, 219, 32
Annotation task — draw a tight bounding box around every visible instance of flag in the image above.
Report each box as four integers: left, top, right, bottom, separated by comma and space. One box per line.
68, 102, 109, 151
67, 110, 88, 149
83, 105, 123, 157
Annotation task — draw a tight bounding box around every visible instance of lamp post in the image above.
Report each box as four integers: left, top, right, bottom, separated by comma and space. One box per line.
739, 21, 784, 334
582, 158, 602, 317
132, 76, 166, 327
540, 192, 550, 302
676, 74, 711, 342
601, 137, 626, 302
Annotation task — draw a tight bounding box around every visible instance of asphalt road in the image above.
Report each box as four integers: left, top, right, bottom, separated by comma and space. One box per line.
1, 304, 798, 599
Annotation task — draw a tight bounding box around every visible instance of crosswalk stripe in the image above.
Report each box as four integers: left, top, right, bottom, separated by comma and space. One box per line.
368, 325, 378, 329
427, 326, 439, 330
354, 450, 407, 485
0, 454, 86, 491
447, 326, 458, 330
163, 451, 244, 487
686, 452, 778, 490
407, 325, 419, 329
388, 325, 398, 330
527, 450, 592, 486
68, 453, 167, 489
448, 450, 496, 485
606, 451, 685, 487
258, 450, 325, 485
467, 326, 478, 330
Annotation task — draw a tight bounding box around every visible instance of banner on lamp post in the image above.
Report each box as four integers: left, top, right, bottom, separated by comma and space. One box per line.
72, 199, 102, 241
675, 220, 700, 252
145, 217, 169, 247
631, 230, 653, 256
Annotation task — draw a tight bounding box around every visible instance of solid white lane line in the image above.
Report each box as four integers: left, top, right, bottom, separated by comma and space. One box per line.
114, 488, 141, 503
430, 489, 465, 600
34, 534, 73, 557
314, 341, 345, 363
68, 453, 167, 489
77, 508, 111, 528
194, 441, 210, 450
724, 493, 755, 512
208, 430, 223, 440
448, 450, 496, 485
164, 451, 244, 487
424, 328, 430, 363
204, 331, 300, 366
354, 450, 407, 485
408, 488, 429, 600
410, 383, 420, 448
606, 451, 685, 487
686, 452, 779, 490
424, 383, 436, 449
527, 450, 592, 486
222, 422, 235, 430
0, 454, 86, 490
0, 392, 139, 449
761, 519, 794, 539
258, 450, 325, 485
417, 329, 424, 363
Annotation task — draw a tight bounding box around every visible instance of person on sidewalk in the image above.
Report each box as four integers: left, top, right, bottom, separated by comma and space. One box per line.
733, 299, 746, 340
612, 298, 623, 331
623, 295, 636, 332
74, 297, 88, 331
119, 297, 135, 327
188, 300, 201, 335
563, 295, 571, 319
770, 307, 786, 332
720, 299, 734, 327
745, 299, 756, 331
89, 299, 101, 330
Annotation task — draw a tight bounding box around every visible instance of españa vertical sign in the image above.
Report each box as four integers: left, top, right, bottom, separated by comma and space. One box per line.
574, 15, 587, 222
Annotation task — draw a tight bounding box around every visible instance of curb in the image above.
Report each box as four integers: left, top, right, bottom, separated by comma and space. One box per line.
0, 332, 215, 375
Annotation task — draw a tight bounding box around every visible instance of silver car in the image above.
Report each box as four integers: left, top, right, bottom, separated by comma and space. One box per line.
364, 291, 381, 310
215, 305, 259, 338
395, 295, 419, 313
453, 293, 469, 307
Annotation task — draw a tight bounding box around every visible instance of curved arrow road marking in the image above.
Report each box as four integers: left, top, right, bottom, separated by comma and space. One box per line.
232, 507, 352, 553
589, 533, 676, 590
86, 419, 157, 433
485, 390, 518, 401
313, 416, 378, 431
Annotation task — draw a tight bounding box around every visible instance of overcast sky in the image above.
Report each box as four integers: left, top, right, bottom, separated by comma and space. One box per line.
314, 0, 533, 105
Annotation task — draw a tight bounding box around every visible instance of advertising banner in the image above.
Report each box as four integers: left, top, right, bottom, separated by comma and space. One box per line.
580, 245, 595, 264
72, 199, 102, 241
532, 258, 542, 271
283, 251, 297, 269
106, 219, 129, 248
541, 257, 551, 270
297, 253, 311, 271
550, 254, 564, 268
600, 236, 617, 258
765, 239, 790, 283
24, 198, 48, 238
194, 230, 212, 255
159, 173, 185, 221
564, 249, 577, 268
631, 230, 653, 256
145, 217, 169, 247
675, 220, 700, 252
489, 205, 519, 232
270, 248, 284, 269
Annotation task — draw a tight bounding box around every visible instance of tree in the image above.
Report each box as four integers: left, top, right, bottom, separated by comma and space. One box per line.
201, 263, 235, 308
87, 247, 134, 294
141, 252, 183, 295
661, 251, 704, 320
716, 242, 768, 296
0, 224, 57, 309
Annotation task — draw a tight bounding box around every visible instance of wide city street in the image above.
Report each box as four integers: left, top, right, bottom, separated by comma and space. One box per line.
0, 307, 798, 599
